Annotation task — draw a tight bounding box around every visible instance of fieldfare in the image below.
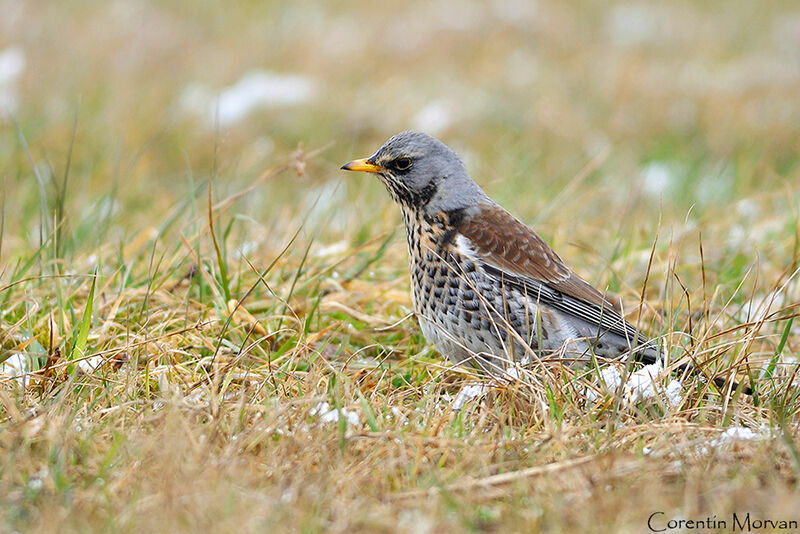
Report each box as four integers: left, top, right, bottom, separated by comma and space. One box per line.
342, 131, 747, 393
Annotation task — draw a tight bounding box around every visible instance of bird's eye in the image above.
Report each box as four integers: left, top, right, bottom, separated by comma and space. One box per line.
395, 157, 412, 171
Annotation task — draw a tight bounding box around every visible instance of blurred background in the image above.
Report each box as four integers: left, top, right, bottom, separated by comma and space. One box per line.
1, 0, 799, 281
2, 4, 800, 530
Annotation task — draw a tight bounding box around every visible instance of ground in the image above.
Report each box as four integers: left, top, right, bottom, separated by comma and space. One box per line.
1, 1, 800, 532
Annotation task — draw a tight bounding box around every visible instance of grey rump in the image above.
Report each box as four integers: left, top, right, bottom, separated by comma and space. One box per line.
342, 131, 658, 374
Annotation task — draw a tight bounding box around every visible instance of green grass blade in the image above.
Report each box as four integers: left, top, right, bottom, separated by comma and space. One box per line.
763, 317, 794, 380
69, 271, 97, 362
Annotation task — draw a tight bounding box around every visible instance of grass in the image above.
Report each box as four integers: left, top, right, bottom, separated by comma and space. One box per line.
2, 1, 800, 532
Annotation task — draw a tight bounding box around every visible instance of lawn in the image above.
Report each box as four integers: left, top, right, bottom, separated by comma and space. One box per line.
2, 1, 800, 532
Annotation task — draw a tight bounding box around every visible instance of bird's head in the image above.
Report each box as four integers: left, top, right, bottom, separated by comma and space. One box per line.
341, 131, 488, 214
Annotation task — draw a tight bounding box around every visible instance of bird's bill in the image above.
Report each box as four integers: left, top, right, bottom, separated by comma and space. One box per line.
340, 158, 383, 173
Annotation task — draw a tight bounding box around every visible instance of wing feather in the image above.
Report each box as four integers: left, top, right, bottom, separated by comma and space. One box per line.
458, 204, 650, 349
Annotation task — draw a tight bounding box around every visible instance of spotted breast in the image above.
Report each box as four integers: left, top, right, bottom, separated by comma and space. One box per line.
400, 205, 588, 373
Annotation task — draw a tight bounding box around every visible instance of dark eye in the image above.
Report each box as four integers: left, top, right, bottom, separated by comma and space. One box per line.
395, 157, 412, 171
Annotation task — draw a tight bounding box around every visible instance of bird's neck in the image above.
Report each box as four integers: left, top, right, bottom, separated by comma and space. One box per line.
399, 206, 470, 264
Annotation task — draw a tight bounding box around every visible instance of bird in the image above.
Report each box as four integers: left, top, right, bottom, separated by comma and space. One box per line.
341, 131, 748, 393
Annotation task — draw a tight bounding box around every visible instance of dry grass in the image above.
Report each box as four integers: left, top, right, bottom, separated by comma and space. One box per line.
2, 1, 800, 532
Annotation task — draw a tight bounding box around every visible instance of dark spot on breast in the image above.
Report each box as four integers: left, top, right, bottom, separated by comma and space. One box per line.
462, 299, 479, 311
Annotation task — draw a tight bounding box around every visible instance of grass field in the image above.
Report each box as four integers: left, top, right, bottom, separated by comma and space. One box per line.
2, 1, 800, 532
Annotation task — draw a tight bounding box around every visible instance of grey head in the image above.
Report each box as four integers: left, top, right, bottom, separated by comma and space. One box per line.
341, 131, 489, 215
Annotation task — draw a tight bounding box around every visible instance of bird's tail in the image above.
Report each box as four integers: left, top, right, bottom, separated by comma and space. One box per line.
632, 340, 752, 396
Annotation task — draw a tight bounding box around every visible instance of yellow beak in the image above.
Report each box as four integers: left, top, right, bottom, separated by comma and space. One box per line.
340, 158, 383, 173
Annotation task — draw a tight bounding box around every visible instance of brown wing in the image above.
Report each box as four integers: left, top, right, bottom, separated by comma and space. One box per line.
457, 203, 651, 351
459, 204, 614, 310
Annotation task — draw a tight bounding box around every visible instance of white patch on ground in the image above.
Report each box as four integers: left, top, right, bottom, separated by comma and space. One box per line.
451, 383, 489, 411
311, 401, 360, 427
703, 426, 771, 454
413, 100, 453, 136
398, 509, 435, 534
0, 46, 24, 84
663, 380, 683, 408
180, 70, 315, 127
185, 388, 210, 407
734, 198, 760, 220
629, 362, 683, 407
585, 366, 623, 402
27, 476, 43, 491
1, 353, 29, 387
503, 365, 522, 381
600, 366, 624, 390
587, 361, 683, 408
0, 45, 25, 116
640, 161, 678, 198
714, 426, 759, 444
27, 467, 48, 492
625, 362, 661, 403
684, 425, 778, 457
77, 355, 103, 374
314, 240, 348, 258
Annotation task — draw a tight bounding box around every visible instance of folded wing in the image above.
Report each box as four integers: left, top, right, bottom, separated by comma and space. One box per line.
458, 204, 653, 356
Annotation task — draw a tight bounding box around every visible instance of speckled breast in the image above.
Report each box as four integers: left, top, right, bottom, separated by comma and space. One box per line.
401, 210, 542, 372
